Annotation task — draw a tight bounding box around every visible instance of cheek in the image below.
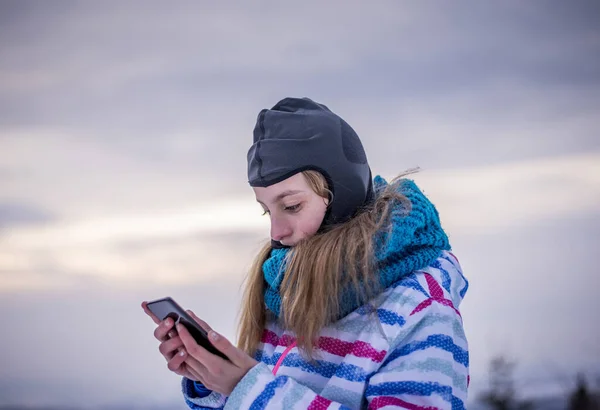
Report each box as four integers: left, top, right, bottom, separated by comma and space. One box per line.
299, 217, 321, 236
298, 203, 327, 236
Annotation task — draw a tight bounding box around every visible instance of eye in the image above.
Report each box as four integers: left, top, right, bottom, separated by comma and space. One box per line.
262, 209, 270, 216
284, 204, 301, 213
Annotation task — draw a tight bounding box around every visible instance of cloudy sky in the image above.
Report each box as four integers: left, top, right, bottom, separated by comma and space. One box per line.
1, 1, 599, 408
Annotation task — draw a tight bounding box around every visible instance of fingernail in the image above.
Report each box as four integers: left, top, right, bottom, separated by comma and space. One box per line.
179, 350, 185, 357
164, 319, 171, 327
210, 331, 219, 340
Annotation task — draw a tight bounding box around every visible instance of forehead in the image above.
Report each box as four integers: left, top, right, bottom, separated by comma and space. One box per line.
253, 173, 310, 202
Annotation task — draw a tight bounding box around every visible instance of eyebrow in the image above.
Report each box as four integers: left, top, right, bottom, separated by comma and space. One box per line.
257, 189, 304, 205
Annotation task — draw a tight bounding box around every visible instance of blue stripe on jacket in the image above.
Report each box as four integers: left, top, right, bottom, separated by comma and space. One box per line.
384, 334, 469, 367
366, 381, 465, 410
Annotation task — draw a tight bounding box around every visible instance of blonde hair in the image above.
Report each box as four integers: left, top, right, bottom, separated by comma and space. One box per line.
237, 170, 412, 359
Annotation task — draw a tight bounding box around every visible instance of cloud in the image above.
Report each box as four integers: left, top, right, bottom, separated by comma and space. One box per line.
1, 1, 598, 134
1, 2, 598, 222
1, 151, 598, 292
410, 151, 600, 235
0, 281, 242, 408
0, 186, 273, 290
0, 201, 56, 228
0, 129, 251, 219
0, 225, 268, 291
458, 210, 600, 396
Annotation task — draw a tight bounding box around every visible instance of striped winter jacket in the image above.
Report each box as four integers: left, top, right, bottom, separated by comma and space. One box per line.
182, 250, 469, 409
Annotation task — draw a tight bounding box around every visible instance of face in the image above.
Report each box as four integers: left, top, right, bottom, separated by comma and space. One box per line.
253, 173, 329, 247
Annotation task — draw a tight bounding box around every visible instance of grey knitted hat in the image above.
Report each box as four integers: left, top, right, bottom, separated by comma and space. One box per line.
247, 97, 373, 229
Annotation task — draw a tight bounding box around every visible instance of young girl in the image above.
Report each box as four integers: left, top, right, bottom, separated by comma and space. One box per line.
143, 97, 469, 409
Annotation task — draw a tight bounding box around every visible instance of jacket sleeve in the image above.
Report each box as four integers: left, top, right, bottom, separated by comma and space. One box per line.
220, 361, 356, 409
182, 377, 227, 409
217, 285, 468, 409
365, 294, 469, 409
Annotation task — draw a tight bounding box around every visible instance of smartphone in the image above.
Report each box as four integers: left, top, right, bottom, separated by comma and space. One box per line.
146, 296, 229, 361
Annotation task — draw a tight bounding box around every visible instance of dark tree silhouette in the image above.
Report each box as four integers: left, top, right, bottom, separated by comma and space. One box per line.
568, 373, 600, 410
479, 356, 533, 410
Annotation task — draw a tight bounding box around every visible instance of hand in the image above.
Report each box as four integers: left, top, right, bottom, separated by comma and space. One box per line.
141, 301, 203, 382
177, 310, 259, 396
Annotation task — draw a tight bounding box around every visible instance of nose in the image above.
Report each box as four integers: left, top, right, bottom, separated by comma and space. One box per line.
270, 216, 292, 242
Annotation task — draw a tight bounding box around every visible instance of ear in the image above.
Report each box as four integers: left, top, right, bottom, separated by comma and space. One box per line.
324, 190, 333, 207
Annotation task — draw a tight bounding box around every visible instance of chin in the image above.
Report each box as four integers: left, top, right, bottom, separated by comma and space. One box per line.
282, 237, 304, 247
283, 234, 316, 247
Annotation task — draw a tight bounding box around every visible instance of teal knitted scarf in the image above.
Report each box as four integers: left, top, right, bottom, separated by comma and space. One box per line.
262, 176, 451, 320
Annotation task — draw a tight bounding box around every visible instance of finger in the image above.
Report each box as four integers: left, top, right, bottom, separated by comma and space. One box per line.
167, 348, 188, 372
172, 365, 190, 378
171, 361, 201, 381
177, 323, 222, 371
186, 310, 212, 333
159, 335, 185, 359
184, 355, 210, 381
187, 363, 206, 382
154, 318, 175, 342
141, 301, 160, 324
